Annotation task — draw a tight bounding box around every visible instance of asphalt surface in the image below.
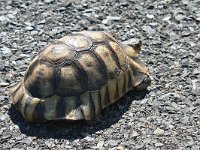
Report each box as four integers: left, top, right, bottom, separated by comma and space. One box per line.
0, 0, 200, 149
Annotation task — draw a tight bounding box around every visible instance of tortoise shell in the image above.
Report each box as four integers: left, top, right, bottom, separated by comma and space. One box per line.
9, 31, 151, 122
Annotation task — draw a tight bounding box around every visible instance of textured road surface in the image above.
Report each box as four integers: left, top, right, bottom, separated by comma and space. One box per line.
0, 0, 200, 149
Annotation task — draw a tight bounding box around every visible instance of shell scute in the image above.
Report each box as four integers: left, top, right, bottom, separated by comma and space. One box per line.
56, 64, 86, 97
76, 52, 107, 90
40, 43, 75, 65
58, 35, 92, 51
24, 63, 54, 98
94, 44, 121, 79
108, 41, 128, 71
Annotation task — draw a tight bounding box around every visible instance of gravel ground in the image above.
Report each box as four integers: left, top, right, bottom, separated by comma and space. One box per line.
0, 0, 200, 149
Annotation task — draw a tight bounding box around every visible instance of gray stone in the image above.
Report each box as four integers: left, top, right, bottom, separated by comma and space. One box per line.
97, 141, 104, 148
1, 46, 11, 55
191, 79, 198, 91
158, 93, 172, 101
0, 15, 10, 22
142, 25, 156, 35
155, 142, 164, 147
84, 136, 94, 142
146, 14, 154, 19
24, 22, 32, 26
194, 53, 200, 62
0, 82, 9, 87
38, 20, 46, 24
186, 140, 195, 147
106, 16, 121, 21
122, 38, 140, 46
131, 130, 139, 137
0, 114, 8, 121
171, 102, 180, 110
45, 141, 52, 148
182, 0, 189, 4
102, 19, 110, 25
44, 0, 55, 3
107, 140, 118, 147
181, 58, 189, 67
19, 54, 30, 58
162, 16, 171, 23
195, 17, 200, 21
153, 128, 165, 135
180, 116, 189, 124
149, 22, 158, 26
174, 14, 185, 21
191, 145, 200, 150
25, 26, 34, 31
134, 144, 144, 149
193, 69, 200, 75
10, 148, 24, 150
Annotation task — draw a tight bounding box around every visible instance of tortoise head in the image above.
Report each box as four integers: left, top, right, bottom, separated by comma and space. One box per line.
124, 41, 151, 91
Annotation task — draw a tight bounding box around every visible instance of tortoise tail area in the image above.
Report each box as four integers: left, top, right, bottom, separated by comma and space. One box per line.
9, 81, 46, 122
9, 81, 91, 122
9, 81, 117, 122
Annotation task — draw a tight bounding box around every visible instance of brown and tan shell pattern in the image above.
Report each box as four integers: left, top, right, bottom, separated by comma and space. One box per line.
9, 31, 151, 122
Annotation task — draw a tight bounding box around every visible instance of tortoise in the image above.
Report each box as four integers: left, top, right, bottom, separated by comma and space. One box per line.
9, 31, 151, 122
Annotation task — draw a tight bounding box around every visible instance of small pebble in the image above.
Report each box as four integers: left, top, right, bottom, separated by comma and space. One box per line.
0, 82, 9, 87
155, 142, 164, 147
1, 46, 11, 54
84, 136, 94, 142
158, 93, 172, 101
174, 14, 185, 22
0, 114, 8, 121
146, 14, 154, 19
25, 26, 34, 31
107, 140, 118, 147
194, 53, 200, 62
44, 0, 54, 4
106, 16, 121, 21
142, 25, 156, 35
131, 130, 139, 137
97, 141, 104, 148
153, 128, 165, 136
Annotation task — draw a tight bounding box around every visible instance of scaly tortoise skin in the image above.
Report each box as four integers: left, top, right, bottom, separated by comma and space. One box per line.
9, 31, 151, 122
